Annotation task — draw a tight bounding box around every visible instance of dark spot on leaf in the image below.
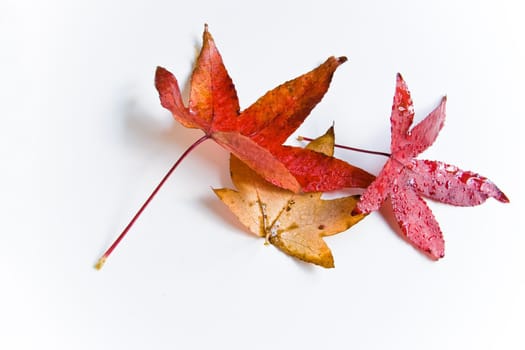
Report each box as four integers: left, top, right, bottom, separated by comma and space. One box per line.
286, 223, 299, 230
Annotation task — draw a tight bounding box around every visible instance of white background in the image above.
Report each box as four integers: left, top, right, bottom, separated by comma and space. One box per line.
1, 1, 524, 349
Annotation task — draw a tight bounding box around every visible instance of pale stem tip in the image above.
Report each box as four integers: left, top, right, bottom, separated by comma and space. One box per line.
94, 256, 107, 270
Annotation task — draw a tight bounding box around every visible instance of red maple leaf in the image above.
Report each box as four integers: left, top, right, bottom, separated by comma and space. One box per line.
355, 74, 509, 259
155, 25, 374, 193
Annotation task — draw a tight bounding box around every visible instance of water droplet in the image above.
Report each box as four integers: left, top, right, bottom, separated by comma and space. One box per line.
445, 164, 457, 173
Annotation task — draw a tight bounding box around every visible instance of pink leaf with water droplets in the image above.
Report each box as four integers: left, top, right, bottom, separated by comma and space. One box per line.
356, 74, 509, 259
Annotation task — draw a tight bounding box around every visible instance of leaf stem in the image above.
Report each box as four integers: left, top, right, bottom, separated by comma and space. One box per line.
297, 136, 391, 157
95, 134, 210, 270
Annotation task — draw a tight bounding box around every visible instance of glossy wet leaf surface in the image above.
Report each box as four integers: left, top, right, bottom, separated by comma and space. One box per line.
356, 74, 509, 259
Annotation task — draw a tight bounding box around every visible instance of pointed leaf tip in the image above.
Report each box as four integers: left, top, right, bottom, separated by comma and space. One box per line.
499, 192, 510, 203
493, 185, 509, 203
202, 23, 214, 44
155, 65, 167, 77
396, 73, 409, 90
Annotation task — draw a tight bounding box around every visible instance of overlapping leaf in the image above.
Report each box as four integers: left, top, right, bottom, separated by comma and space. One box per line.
214, 127, 366, 268
155, 25, 374, 193
355, 74, 509, 259
96, 28, 510, 270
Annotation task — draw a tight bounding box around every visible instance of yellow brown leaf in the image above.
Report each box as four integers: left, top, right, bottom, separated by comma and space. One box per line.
213, 127, 366, 268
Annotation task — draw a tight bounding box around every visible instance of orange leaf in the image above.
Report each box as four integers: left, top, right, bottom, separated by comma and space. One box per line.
156, 25, 373, 192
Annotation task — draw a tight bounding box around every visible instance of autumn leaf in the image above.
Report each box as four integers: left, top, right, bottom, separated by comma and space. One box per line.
155, 24, 374, 193
355, 74, 509, 259
214, 127, 366, 268
96, 25, 373, 269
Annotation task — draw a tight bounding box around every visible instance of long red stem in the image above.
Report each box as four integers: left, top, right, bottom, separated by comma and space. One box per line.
298, 136, 391, 157
95, 134, 210, 269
